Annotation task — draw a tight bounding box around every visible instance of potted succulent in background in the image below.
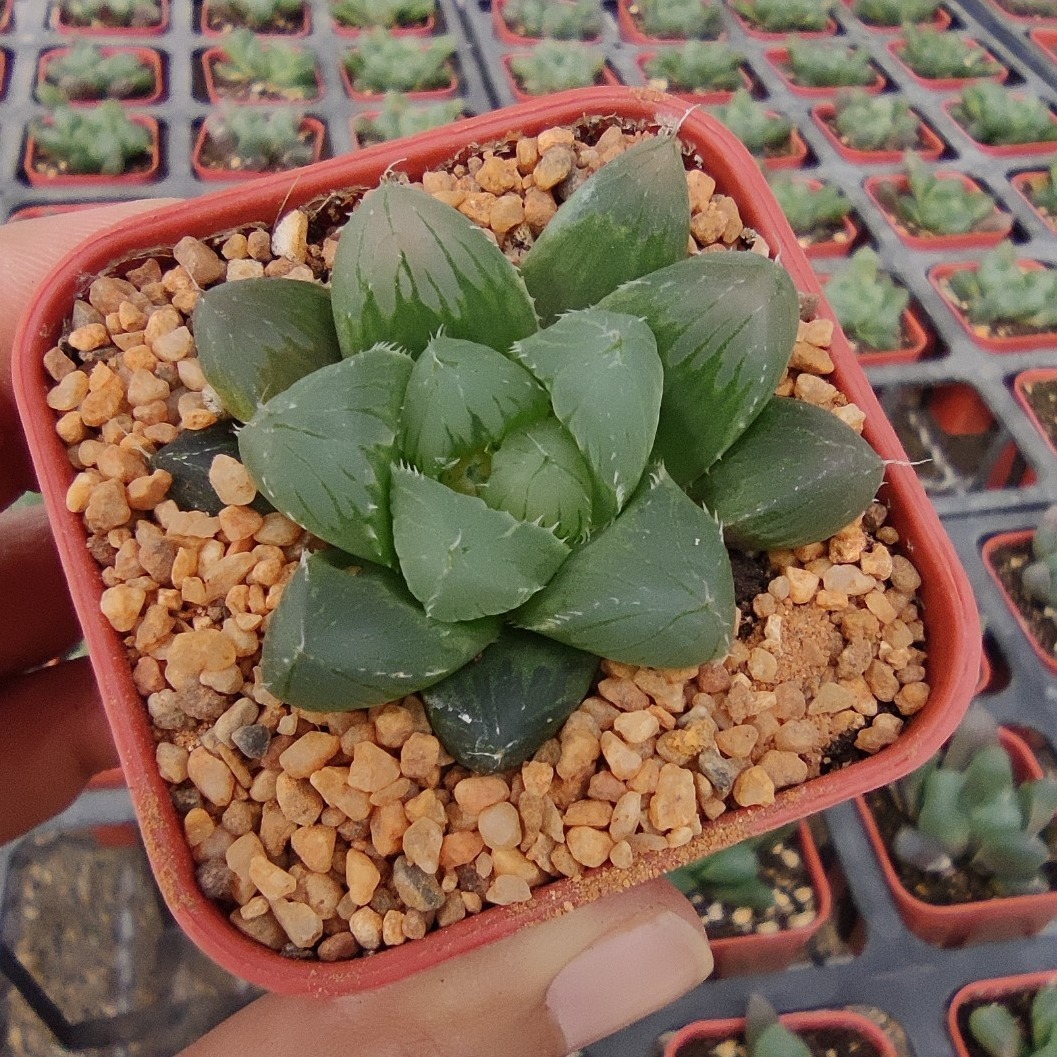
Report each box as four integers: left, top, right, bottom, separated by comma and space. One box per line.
330, 0, 436, 36
711, 88, 808, 169
814, 91, 944, 164
202, 0, 308, 34
193, 105, 324, 180
1012, 160, 1057, 231
767, 41, 884, 96
494, 0, 602, 43
37, 41, 164, 106
949, 974, 1057, 1057
639, 41, 749, 102
730, 0, 835, 38
946, 83, 1057, 156
1014, 368, 1057, 460
342, 29, 457, 99
202, 29, 322, 104
848, 0, 948, 29
352, 92, 463, 144
617, 0, 723, 43
983, 0, 1057, 20
505, 41, 613, 100
889, 26, 1007, 89
769, 174, 857, 258
54, 0, 168, 33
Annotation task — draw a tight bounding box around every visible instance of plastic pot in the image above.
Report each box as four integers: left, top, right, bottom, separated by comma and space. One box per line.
812, 102, 944, 165
765, 46, 886, 98
841, 0, 952, 31
980, 0, 1057, 23
1011, 168, 1057, 232
1032, 28, 1057, 63
728, 8, 837, 40
331, 12, 435, 38
1013, 367, 1057, 459
949, 971, 1057, 1057
821, 278, 933, 367
856, 727, 1057, 947
501, 53, 621, 103
635, 51, 752, 104
53, 0, 169, 34
200, 0, 310, 37
943, 98, 1057, 158
22, 115, 161, 187
616, 0, 725, 43
191, 115, 326, 181
37, 45, 165, 107
340, 54, 458, 102
786, 177, 859, 259
494, 0, 602, 44
886, 38, 1009, 90
863, 172, 1012, 251
201, 45, 324, 105
12, 87, 978, 996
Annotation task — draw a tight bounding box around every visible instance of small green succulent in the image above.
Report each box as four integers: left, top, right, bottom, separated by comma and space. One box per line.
732, 0, 831, 32
770, 175, 852, 243
745, 995, 812, 1057
643, 41, 744, 92
712, 89, 793, 157
344, 30, 455, 93
998, 0, 1057, 12
208, 0, 305, 30
947, 241, 1057, 332
899, 26, 1003, 81
330, 0, 434, 29
1027, 161, 1057, 217
852, 0, 939, 24
38, 41, 156, 104
202, 107, 315, 173
32, 101, 153, 176
888, 154, 998, 236
188, 132, 883, 772
509, 40, 605, 95
58, 0, 161, 26
890, 707, 1057, 897
826, 247, 908, 352
212, 29, 318, 100
502, 0, 601, 39
954, 83, 1057, 147
635, 0, 723, 37
969, 985, 1057, 1057
354, 93, 463, 143
784, 41, 876, 88
832, 91, 921, 152
1022, 506, 1057, 616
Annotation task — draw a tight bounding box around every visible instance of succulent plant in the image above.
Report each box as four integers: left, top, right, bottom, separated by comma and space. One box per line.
969, 984, 1057, 1057
784, 41, 876, 89
1022, 506, 1057, 617
208, 0, 305, 30
37, 41, 157, 104
354, 93, 463, 143
201, 107, 316, 173
832, 91, 921, 152
1027, 161, 1057, 217
344, 29, 455, 93
889, 154, 998, 236
501, 0, 602, 39
889, 707, 1057, 897
189, 132, 883, 772
635, 0, 723, 38
946, 241, 1057, 332
509, 40, 605, 95
712, 89, 794, 157
330, 0, 434, 29
669, 828, 793, 911
745, 995, 812, 1057
58, 0, 161, 26
769, 175, 852, 243
31, 101, 153, 176
643, 41, 745, 93
998, 0, 1057, 12
899, 26, 1003, 81
825, 247, 908, 352
212, 29, 318, 100
732, 0, 831, 32
852, 0, 939, 24
954, 83, 1057, 147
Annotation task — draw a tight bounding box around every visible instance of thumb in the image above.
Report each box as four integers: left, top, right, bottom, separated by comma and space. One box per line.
180, 878, 712, 1057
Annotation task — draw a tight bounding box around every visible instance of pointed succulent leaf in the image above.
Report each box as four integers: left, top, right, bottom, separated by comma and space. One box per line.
916, 768, 970, 856
599, 252, 798, 485
400, 335, 550, 475
515, 468, 735, 667
895, 756, 939, 818
1032, 985, 1057, 1049
421, 628, 599, 774
484, 419, 596, 542
960, 743, 1015, 808
193, 278, 342, 422
512, 308, 663, 523
1019, 777, 1057, 836
745, 993, 781, 1054
691, 397, 884, 551
330, 182, 537, 359
519, 133, 690, 325
943, 707, 1001, 772
973, 830, 1050, 888
390, 464, 570, 622
261, 549, 501, 712
753, 1025, 813, 1057
969, 1003, 1028, 1057
238, 346, 413, 568
968, 791, 1026, 844
892, 825, 954, 873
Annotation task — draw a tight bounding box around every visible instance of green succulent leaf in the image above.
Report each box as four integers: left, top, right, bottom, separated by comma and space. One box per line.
390, 464, 570, 622
401, 335, 549, 476
238, 346, 413, 567
691, 398, 884, 551
973, 829, 1051, 889
599, 252, 798, 486
752, 1024, 813, 1057
421, 628, 599, 774
968, 1003, 1026, 1057
1034, 986, 1057, 1050
1019, 777, 1057, 836
512, 308, 663, 524
960, 743, 1015, 808
916, 769, 970, 857
519, 133, 690, 325
516, 468, 735, 667
331, 181, 537, 359
194, 278, 342, 422
261, 549, 501, 711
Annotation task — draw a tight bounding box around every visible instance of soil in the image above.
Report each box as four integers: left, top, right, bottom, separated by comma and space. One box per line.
206, 56, 319, 103
955, 989, 1041, 1057
1021, 376, 1057, 450
989, 538, 1057, 661
194, 120, 321, 174
672, 1027, 882, 1057
937, 273, 1057, 342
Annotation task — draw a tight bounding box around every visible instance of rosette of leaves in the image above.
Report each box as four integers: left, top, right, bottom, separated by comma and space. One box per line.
947, 241, 1057, 332
509, 40, 605, 95
955, 83, 1057, 147
887, 154, 998, 236
1022, 506, 1057, 619
344, 30, 455, 94
330, 0, 434, 29
825, 247, 908, 352
354, 93, 463, 144
712, 89, 793, 157
998, 0, 1057, 12
212, 29, 318, 101
202, 107, 315, 173
969, 984, 1057, 1057
852, 0, 939, 24
32, 101, 152, 176
833, 91, 920, 152
890, 708, 1057, 897
899, 26, 1003, 81
190, 132, 883, 773
643, 41, 744, 93
636, 0, 723, 38
785, 41, 876, 89
669, 828, 793, 911
1028, 162, 1057, 218
745, 995, 812, 1057
58, 0, 161, 27
38, 41, 156, 104
769, 175, 852, 243
732, 0, 831, 32
207, 0, 304, 30
502, 0, 602, 39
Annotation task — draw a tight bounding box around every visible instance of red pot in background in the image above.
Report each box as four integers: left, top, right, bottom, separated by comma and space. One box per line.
887, 38, 1009, 90
501, 53, 621, 103
1011, 169, 1057, 231
54, 0, 169, 34
765, 46, 886, 97
340, 58, 458, 101
201, 45, 323, 104
192, 114, 326, 181
1032, 28, 1057, 63
616, 0, 725, 43
23, 115, 161, 187
331, 13, 435, 38
12, 87, 978, 996
635, 50, 752, 104
857, 727, 1057, 947
842, 0, 952, 30
728, 8, 837, 40
949, 972, 1057, 1057
863, 172, 1012, 251
494, 0, 602, 44
812, 102, 944, 164
821, 276, 933, 366
37, 45, 165, 107
1014, 368, 1057, 459
793, 177, 859, 259
980, 0, 1057, 23
200, 0, 310, 37
943, 97, 1057, 157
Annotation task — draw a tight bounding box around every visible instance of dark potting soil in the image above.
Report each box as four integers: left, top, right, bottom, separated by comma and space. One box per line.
674, 1027, 883, 1057
730, 548, 774, 637
955, 988, 1038, 1057
1022, 376, 1057, 451
989, 537, 1057, 662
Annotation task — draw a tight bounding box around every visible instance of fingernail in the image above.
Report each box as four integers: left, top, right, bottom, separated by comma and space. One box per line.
545, 910, 713, 1052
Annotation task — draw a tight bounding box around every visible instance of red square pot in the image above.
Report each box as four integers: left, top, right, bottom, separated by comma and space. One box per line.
22, 115, 161, 187
37, 45, 165, 107
53, 0, 169, 34
201, 44, 324, 104
1032, 27, 1057, 63
943, 97, 1057, 157
765, 46, 886, 98
1013, 368, 1057, 460
200, 0, 310, 37
635, 51, 752, 104
340, 51, 458, 101
821, 278, 933, 366
812, 102, 944, 164
728, 7, 837, 40
501, 53, 621, 102
886, 38, 1009, 90
949, 972, 1057, 1057
1011, 169, 1057, 232
616, 0, 726, 43
12, 87, 978, 996
332, 11, 435, 37
841, 0, 952, 30
981, 0, 1057, 22
787, 177, 860, 259
192, 115, 326, 181
494, 0, 603, 44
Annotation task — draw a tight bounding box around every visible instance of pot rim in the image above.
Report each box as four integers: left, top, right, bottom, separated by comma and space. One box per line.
948, 970, 1057, 1057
